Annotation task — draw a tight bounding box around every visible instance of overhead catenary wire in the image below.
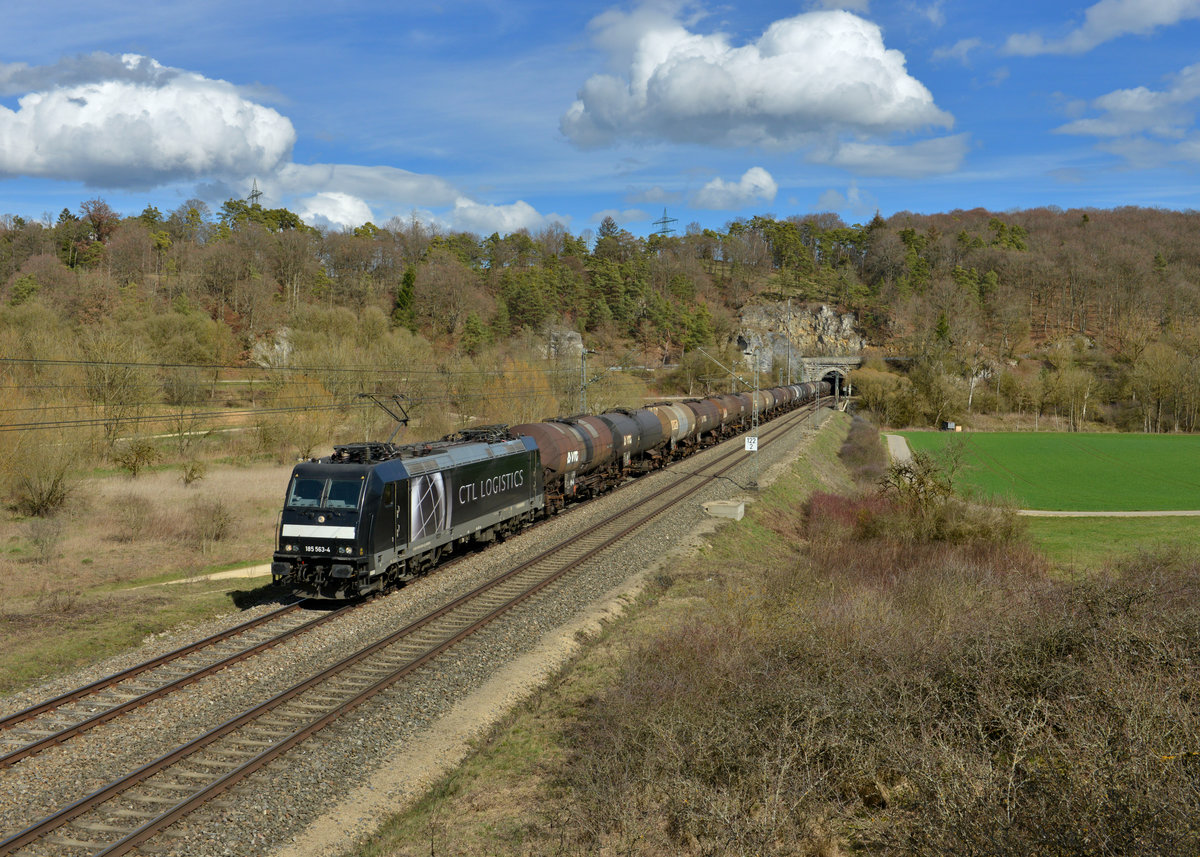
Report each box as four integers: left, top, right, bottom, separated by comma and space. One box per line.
0, 386, 581, 433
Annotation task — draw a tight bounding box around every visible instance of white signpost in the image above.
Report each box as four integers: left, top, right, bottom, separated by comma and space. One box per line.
745, 436, 758, 452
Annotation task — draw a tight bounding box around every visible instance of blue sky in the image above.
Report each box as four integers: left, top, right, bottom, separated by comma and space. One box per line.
1, 0, 1199, 237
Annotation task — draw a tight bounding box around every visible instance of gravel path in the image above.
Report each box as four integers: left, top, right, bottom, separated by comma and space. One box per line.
0, 406, 834, 857
883, 432, 913, 463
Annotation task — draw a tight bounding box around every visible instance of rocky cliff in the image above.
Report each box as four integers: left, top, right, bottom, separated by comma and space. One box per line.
737, 302, 866, 376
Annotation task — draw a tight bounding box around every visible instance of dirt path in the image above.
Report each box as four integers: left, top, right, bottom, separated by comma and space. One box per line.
884, 433, 913, 463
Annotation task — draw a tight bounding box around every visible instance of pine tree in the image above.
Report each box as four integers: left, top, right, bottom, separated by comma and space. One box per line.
393, 267, 417, 332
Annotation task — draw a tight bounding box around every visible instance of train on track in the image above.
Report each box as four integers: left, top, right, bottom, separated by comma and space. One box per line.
271, 381, 831, 600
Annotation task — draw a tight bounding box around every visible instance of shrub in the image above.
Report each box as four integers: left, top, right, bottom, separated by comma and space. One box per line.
112, 437, 159, 478
189, 497, 233, 552
179, 459, 206, 486
10, 442, 77, 517
25, 514, 64, 564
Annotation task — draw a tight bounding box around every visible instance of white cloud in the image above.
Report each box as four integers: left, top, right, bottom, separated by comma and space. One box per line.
0, 52, 568, 238
811, 133, 970, 177
625, 185, 681, 204
912, 1, 945, 28
807, 0, 871, 11
692, 167, 777, 209
1004, 0, 1200, 56
1055, 62, 1200, 165
449, 198, 568, 235
562, 9, 953, 150
0, 54, 294, 188
933, 38, 983, 64
275, 163, 458, 208
816, 181, 878, 218
590, 208, 650, 225
296, 192, 376, 231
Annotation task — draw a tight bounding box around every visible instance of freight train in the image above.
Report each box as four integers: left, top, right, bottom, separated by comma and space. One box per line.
271, 381, 830, 600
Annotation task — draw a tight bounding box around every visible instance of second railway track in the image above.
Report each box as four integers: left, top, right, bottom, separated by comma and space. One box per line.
0, 400, 830, 857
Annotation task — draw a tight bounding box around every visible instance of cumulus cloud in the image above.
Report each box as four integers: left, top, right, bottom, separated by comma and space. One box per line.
0, 54, 294, 188
561, 9, 953, 150
811, 133, 971, 177
1004, 0, 1200, 56
296, 192, 376, 231
1056, 63, 1200, 138
449, 198, 568, 235
0, 52, 570, 237
692, 167, 778, 209
276, 163, 458, 208
1055, 62, 1200, 165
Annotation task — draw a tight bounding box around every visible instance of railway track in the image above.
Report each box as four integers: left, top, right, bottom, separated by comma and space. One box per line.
0, 400, 822, 856
0, 602, 356, 770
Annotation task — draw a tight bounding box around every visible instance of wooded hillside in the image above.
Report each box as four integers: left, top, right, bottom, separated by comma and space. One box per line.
3, 199, 1199, 463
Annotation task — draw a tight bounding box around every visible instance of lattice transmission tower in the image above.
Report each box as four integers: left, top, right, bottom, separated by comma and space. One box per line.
652, 208, 677, 237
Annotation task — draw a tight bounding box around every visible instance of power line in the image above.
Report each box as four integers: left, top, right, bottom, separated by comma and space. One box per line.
0, 385, 580, 433
0, 356, 580, 377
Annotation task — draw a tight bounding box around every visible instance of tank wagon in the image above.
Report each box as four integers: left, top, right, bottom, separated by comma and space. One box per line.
272, 382, 830, 599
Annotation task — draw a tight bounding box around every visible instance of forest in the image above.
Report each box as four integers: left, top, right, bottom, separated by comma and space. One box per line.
2, 197, 1200, 513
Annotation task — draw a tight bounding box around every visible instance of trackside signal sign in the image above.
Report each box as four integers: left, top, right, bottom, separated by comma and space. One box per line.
745, 436, 758, 452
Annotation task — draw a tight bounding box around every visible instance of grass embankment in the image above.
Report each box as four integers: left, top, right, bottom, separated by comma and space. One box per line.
352, 415, 1200, 856
0, 463, 290, 694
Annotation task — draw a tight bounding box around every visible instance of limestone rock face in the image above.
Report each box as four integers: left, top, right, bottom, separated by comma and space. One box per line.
542, 327, 583, 359
737, 303, 866, 376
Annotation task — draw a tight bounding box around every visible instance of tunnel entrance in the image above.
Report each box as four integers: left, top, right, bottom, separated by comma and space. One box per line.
821, 370, 847, 401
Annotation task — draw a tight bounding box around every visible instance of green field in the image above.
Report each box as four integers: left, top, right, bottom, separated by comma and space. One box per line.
1023, 517, 1200, 569
898, 431, 1200, 511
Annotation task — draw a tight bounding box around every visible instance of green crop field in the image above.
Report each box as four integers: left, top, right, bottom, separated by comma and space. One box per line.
897, 431, 1200, 511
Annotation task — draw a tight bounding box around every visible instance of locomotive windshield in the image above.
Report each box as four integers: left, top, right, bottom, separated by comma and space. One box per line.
286, 477, 363, 510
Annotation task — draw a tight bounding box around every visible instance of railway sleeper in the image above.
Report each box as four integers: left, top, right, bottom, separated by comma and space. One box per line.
47, 835, 105, 849
74, 822, 134, 833
129, 792, 186, 805
142, 781, 198, 794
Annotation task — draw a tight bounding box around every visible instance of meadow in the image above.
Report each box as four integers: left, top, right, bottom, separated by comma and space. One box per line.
899, 431, 1200, 511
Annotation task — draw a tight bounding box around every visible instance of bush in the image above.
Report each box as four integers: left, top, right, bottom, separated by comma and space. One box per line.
179, 459, 206, 486
112, 437, 159, 478
189, 497, 233, 552
870, 448, 1023, 543
10, 443, 77, 517
25, 514, 64, 564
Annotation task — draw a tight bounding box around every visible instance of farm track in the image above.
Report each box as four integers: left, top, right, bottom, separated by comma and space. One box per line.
0, 401, 823, 857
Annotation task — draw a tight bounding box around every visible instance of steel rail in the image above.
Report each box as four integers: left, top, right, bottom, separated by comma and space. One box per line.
0, 603, 301, 732
0, 603, 356, 769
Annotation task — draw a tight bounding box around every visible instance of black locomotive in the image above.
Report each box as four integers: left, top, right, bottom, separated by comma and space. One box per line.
271, 381, 830, 600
